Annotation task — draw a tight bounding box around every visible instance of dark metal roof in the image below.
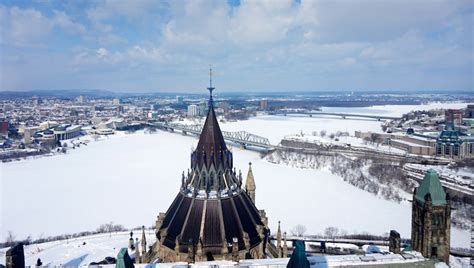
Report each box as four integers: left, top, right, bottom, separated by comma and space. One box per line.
158, 191, 263, 253
181, 199, 204, 245
191, 105, 231, 170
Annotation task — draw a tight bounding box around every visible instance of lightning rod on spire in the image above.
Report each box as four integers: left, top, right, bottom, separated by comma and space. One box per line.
207, 65, 215, 107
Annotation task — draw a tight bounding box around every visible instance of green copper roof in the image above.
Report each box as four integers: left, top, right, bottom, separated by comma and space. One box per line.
415, 169, 447, 205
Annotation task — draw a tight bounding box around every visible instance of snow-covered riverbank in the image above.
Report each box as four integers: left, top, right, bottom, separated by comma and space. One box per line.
1, 102, 471, 248
1, 130, 470, 248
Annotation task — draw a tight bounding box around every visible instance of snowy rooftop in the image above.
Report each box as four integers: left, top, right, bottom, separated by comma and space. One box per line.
390, 138, 432, 148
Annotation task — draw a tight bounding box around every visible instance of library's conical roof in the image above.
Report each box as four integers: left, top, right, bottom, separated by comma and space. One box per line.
156, 69, 265, 256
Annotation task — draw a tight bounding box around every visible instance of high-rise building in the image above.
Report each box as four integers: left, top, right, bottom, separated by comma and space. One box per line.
187, 104, 198, 116
260, 99, 268, 110
445, 109, 463, 126
32, 96, 40, 106
187, 104, 206, 117
176, 96, 184, 104
146, 70, 269, 263
0, 121, 9, 137
411, 169, 450, 263
77, 95, 86, 103
150, 104, 160, 111
113, 98, 121, 105
465, 104, 474, 118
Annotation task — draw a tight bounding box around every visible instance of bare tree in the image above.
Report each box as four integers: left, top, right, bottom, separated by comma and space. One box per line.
324, 227, 339, 239
320, 130, 327, 137
291, 224, 307, 237
6, 231, 16, 246
97, 222, 126, 234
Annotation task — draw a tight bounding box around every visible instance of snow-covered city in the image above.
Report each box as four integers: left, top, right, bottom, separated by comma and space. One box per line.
1, 98, 473, 267
1, 1, 473, 267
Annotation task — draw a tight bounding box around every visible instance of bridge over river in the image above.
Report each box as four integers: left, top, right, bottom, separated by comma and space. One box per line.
151, 122, 274, 151
269, 111, 401, 121
150, 121, 467, 197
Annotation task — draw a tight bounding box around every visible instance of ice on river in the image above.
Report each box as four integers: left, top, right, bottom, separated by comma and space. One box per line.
1, 103, 471, 248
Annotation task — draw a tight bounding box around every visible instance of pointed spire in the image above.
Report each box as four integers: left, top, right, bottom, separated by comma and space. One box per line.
192, 66, 229, 170
141, 225, 147, 260
246, 162, 256, 203
245, 162, 256, 191
277, 221, 282, 257
207, 65, 215, 108
283, 231, 288, 257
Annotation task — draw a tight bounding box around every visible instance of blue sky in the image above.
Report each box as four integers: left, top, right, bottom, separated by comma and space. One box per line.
0, 0, 472, 92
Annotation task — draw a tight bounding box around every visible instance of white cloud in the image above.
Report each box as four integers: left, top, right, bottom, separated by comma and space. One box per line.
96, 47, 108, 59
0, 0, 472, 91
52, 10, 86, 35
228, 0, 296, 44
0, 6, 85, 47
86, 0, 160, 21
0, 6, 53, 47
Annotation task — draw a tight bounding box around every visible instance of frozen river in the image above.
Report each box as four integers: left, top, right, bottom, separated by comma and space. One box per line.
1, 102, 471, 248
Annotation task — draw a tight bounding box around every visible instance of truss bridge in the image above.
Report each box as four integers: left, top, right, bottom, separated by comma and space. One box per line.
152, 122, 274, 151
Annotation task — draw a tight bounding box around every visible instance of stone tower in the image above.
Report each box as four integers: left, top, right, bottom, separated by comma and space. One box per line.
245, 162, 256, 204
145, 68, 268, 263
411, 169, 451, 263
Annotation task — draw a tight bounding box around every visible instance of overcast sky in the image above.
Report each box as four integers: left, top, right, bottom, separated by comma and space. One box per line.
0, 0, 472, 93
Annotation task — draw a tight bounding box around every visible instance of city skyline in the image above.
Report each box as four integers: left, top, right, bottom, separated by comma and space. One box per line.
1, 0, 473, 92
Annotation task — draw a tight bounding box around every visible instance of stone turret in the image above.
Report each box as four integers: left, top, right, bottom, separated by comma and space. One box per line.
282, 232, 288, 257
245, 162, 256, 204
232, 237, 239, 262
276, 221, 282, 257
389, 230, 400, 254
140, 226, 147, 259
128, 231, 134, 250
5, 243, 24, 268
411, 169, 450, 263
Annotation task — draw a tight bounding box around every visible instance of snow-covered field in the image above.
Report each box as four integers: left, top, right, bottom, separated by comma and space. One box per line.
0, 231, 157, 267
0, 230, 470, 267
1, 102, 471, 250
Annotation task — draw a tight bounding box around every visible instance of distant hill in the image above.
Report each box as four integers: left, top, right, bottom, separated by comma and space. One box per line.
0, 89, 117, 98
